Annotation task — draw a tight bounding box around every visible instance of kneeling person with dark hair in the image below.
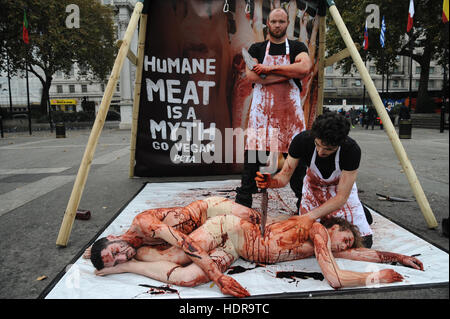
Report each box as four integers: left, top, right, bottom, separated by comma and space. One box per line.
256, 112, 374, 248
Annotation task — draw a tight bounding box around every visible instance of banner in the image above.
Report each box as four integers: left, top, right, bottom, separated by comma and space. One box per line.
134, 0, 321, 177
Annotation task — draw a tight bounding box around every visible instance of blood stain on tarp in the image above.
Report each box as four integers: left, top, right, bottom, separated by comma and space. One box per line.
138, 284, 179, 296
226, 264, 264, 275
276, 271, 324, 284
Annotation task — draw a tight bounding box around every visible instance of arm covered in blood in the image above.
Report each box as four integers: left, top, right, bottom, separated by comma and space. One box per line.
309, 223, 404, 289
138, 214, 249, 297
333, 248, 424, 270
255, 155, 299, 189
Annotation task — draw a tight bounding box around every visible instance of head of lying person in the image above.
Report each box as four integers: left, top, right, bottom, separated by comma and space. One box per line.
321, 216, 364, 252
311, 112, 350, 158
90, 236, 137, 270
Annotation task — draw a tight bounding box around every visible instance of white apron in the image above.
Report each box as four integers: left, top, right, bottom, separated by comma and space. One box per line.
246, 39, 305, 153
299, 147, 373, 237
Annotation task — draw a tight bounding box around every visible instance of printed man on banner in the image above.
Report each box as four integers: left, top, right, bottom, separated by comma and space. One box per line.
235, 7, 312, 208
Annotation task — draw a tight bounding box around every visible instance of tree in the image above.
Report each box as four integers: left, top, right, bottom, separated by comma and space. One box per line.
0, 0, 117, 114
326, 0, 447, 113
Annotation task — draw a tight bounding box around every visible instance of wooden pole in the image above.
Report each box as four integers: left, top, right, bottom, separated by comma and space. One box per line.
317, 15, 326, 115
327, 3, 438, 229
56, 1, 144, 247
129, 14, 147, 178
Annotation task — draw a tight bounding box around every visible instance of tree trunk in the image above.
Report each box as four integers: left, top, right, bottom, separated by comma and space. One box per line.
415, 44, 433, 113
39, 77, 52, 115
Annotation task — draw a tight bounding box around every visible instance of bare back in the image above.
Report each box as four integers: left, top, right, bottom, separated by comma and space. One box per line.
190, 214, 315, 265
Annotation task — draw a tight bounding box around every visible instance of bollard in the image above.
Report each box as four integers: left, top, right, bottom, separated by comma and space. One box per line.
398, 119, 412, 139
55, 122, 66, 138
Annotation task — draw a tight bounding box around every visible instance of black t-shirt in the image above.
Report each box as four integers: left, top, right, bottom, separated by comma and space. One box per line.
248, 40, 308, 91
288, 131, 361, 179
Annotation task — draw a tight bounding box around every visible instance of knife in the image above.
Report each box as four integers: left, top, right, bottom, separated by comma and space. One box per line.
259, 162, 274, 236
376, 193, 415, 202
260, 174, 269, 236
242, 47, 266, 79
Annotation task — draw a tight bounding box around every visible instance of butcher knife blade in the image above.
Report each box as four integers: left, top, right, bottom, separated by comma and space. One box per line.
259, 171, 270, 236
242, 47, 266, 79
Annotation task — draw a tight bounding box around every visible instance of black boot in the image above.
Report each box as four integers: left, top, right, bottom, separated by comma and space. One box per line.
290, 161, 307, 213
235, 151, 263, 208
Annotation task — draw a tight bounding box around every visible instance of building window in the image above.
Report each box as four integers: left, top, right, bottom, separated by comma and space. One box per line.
354, 80, 361, 87
116, 83, 120, 92
415, 66, 421, 74
393, 80, 399, 88
429, 67, 435, 74
81, 84, 87, 93
69, 85, 75, 93
325, 79, 333, 88
415, 80, 420, 88
369, 66, 376, 73
429, 80, 434, 88
325, 66, 333, 74
55, 71, 63, 78
341, 79, 348, 87
101, 84, 105, 92
57, 85, 63, 93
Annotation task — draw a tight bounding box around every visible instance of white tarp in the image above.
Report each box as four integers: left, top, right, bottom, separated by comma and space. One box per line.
45, 180, 449, 299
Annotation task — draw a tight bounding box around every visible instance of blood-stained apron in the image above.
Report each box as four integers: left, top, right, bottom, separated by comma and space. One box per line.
246, 39, 305, 153
299, 147, 373, 237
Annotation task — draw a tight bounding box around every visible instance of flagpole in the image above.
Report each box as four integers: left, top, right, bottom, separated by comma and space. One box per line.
408, 36, 413, 112
362, 57, 366, 111
25, 60, 31, 135
7, 53, 13, 114
407, 0, 414, 112
381, 48, 385, 95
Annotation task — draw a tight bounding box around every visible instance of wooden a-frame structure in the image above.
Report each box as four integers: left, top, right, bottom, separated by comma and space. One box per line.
56, 0, 438, 247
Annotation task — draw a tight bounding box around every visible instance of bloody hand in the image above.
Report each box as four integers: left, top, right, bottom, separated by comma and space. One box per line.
400, 255, 424, 270
377, 269, 404, 283
296, 215, 315, 242
252, 63, 271, 75
217, 274, 250, 298
255, 171, 271, 189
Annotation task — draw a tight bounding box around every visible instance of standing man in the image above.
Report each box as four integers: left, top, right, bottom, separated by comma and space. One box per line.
365, 106, 377, 130
236, 7, 312, 208
255, 112, 374, 248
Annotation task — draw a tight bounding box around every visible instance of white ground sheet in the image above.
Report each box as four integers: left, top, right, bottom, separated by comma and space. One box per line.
45, 180, 449, 299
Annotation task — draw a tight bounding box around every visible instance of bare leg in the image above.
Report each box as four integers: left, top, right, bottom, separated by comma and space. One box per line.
96, 244, 238, 288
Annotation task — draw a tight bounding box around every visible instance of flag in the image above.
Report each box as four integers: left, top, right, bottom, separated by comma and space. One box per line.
407, 0, 414, 32
363, 20, 369, 50
380, 16, 386, 48
23, 10, 29, 44
444, 0, 449, 23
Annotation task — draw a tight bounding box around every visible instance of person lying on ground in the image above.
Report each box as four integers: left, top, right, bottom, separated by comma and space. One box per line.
92, 198, 423, 295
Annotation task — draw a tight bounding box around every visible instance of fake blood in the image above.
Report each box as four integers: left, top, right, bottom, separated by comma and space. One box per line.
139, 284, 178, 295
226, 264, 264, 275
276, 271, 324, 281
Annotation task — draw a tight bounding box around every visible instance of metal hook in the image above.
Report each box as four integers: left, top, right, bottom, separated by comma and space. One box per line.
245, 0, 251, 14
223, 0, 229, 13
